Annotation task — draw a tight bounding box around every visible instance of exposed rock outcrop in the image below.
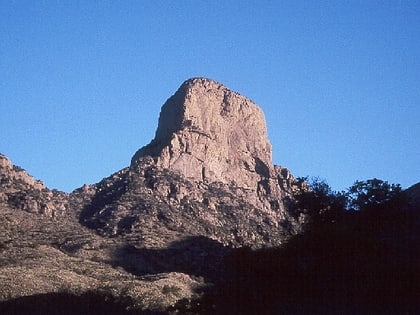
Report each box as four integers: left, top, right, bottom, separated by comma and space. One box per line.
132, 78, 274, 188
131, 78, 293, 208
80, 78, 300, 247
0, 156, 207, 313
0, 154, 67, 217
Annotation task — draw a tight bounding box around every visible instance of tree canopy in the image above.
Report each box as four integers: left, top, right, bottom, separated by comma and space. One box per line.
347, 178, 406, 212
293, 177, 408, 228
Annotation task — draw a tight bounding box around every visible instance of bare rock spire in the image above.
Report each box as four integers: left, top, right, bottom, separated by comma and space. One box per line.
131, 78, 283, 195
79, 78, 298, 247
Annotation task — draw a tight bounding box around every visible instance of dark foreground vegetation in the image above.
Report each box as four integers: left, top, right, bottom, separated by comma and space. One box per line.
0, 292, 161, 315
175, 179, 420, 314
0, 179, 418, 315
191, 216, 419, 314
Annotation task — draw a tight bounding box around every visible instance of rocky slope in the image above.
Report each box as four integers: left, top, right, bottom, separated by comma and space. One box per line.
1, 78, 419, 314
0, 153, 206, 313
0, 78, 302, 313
0, 153, 67, 217
80, 78, 300, 248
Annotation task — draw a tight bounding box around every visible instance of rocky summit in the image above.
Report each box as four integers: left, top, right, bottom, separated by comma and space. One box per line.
0, 78, 302, 314
132, 77, 286, 200
80, 78, 300, 247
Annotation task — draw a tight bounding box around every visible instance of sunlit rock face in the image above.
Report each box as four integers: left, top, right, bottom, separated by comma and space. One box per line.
131, 78, 294, 212
77, 78, 300, 248
0, 153, 67, 217
132, 77, 272, 186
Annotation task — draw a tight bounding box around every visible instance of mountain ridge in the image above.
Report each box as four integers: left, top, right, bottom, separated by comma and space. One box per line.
78, 77, 301, 247
2, 78, 418, 314
0, 78, 302, 312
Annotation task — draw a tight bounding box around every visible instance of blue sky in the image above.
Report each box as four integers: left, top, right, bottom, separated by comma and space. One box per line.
1, 1, 419, 192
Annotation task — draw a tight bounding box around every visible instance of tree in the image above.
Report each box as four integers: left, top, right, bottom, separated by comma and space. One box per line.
294, 177, 346, 226
347, 178, 406, 212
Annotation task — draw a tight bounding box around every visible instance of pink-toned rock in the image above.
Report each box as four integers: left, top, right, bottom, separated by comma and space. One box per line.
0, 153, 67, 216
131, 78, 294, 211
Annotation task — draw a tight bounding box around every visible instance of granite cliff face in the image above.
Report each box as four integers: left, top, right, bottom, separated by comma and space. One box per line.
132, 78, 281, 194
80, 78, 299, 247
131, 78, 293, 211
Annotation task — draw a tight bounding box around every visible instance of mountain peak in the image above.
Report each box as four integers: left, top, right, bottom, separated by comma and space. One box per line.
182, 76, 223, 87
79, 79, 298, 246
131, 78, 276, 191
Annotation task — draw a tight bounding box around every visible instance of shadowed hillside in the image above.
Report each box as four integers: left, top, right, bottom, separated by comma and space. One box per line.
1, 79, 419, 314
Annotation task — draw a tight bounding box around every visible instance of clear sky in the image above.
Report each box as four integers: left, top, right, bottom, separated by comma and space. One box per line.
1, 1, 419, 193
